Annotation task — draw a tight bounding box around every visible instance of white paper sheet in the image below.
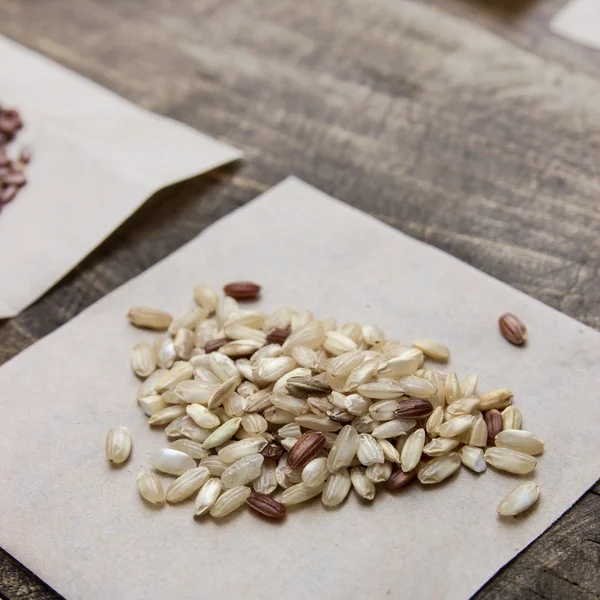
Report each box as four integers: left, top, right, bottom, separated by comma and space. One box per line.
0, 177, 598, 600
551, 0, 600, 51
0, 35, 241, 318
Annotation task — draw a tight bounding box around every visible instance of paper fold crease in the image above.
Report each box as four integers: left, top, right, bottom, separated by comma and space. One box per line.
0, 35, 242, 317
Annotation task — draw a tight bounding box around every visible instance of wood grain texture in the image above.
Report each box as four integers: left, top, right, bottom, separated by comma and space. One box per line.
0, 0, 599, 598
428, 0, 600, 80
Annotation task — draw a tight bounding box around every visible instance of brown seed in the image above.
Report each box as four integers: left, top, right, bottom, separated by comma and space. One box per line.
0, 118, 17, 136
1, 184, 18, 204
499, 313, 527, 346
386, 468, 417, 491
484, 409, 502, 446
3, 171, 26, 186
286, 376, 332, 399
266, 327, 291, 345
287, 431, 326, 469
223, 281, 261, 300
0, 108, 22, 129
0, 107, 29, 211
246, 493, 286, 519
394, 398, 433, 419
260, 442, 285, 461
19, 148, 31, 164
204, 337, 230, 353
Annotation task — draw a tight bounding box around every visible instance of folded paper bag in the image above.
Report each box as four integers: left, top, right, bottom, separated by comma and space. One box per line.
0, 34, 242, 317
551, 0, 600, 52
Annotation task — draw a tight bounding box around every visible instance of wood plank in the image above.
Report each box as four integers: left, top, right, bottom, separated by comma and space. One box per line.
0, 0, 599, 598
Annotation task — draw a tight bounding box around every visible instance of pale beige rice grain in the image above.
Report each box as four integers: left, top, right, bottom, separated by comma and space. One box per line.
136, 470, 165, 504
210, 486, 251, 518
105, 426, 132, 464
356, 433, 385, 466
365, 461, 392, 483
350, 466, 376, 500
326, 425, 359, 472
322, 468, 352, 506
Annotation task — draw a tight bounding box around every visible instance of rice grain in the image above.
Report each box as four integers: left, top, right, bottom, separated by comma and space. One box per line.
194, 478, 223, 516
105, 426, 132, 464
131, 342, 156, 378
166, 466, 210, 502
459, 446, 486, 473
322, 468, 352, 506
401, 428, 426, 472
326, 425, 359, 472
221, 454, 264, 488
202, 417, 242, 449
484, 447, 537, 474
210, 486, 251, 518
411, 339, 450, 362
136, 470, 165, 504
418, 452, 461, 484
356, 433, 385, 466
497, 481, 540, 516
128, 307, 173, 331
151, 448, 196, 475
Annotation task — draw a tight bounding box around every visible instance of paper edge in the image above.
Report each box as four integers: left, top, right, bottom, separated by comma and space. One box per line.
0, 151, 242, 320
2, 174, 594, 338
471, 482, 597, 596
275, 178, 598, 338
0, 35, 243, 318
0, 176, 599, 599
550, 0, 600, 51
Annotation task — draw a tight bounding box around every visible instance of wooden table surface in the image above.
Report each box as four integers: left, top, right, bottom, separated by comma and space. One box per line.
0, 0, 599, 598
